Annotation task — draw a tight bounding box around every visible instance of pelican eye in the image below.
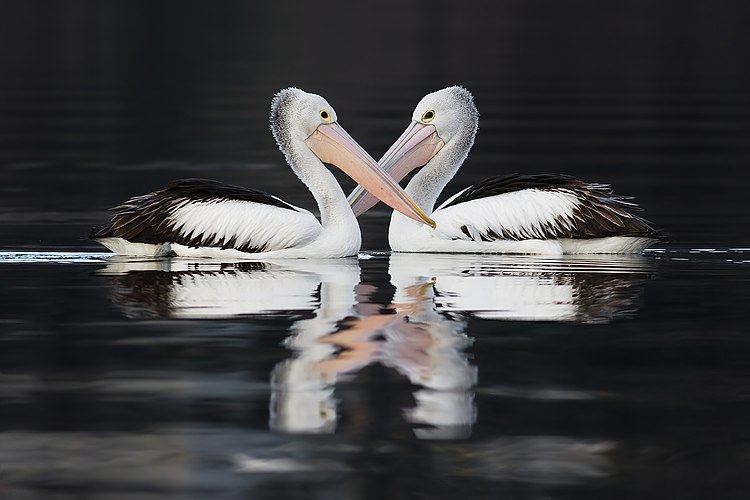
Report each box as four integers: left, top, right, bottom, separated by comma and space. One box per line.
320, 110, 332, 122
422, 110, 435, 123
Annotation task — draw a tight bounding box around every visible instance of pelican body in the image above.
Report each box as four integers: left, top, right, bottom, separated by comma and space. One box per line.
349, 86, 660, 255
91, 88, 434, 259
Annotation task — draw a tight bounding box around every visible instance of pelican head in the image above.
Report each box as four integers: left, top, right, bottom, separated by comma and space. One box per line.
409, 86, 478, 147
271, 88, 434, 227
348, 86, 479, 215
271, 88, 339, 145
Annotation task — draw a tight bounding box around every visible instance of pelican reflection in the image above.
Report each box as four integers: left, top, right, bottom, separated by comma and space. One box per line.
389, 253, 653, 323
271, 269, 477, 438
98, 256, 473, 437
98, 252, 653, 440
97, 257, 357, 319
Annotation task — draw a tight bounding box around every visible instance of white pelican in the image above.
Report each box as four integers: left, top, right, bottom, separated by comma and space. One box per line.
348, 86, 661, 254
91, 88, 434, 259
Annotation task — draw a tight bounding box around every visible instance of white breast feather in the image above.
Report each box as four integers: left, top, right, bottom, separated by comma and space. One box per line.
170, 199, 321, 252
434, 189, 581, 241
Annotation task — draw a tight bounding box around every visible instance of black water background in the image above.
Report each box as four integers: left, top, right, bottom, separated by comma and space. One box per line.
1, 0, 749, 250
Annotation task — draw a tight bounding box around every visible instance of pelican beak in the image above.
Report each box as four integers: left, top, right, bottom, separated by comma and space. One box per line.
348, 121, 444, 216
305, 122, 435, 228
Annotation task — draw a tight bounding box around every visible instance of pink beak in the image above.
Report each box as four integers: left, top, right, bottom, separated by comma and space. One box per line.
348, 121, 444, 216
305, 121, 435, 227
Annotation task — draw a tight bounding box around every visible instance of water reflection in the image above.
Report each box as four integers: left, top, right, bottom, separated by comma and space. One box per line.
99, 253, 653, 442
389, 253, 653, 323
272, 266, 477, 438
99, 255, 478, 437
384, 265, 477, 440
98, 257, 353, 319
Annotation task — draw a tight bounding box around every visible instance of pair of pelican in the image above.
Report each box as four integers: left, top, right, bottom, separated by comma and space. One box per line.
91, 87, 660, 257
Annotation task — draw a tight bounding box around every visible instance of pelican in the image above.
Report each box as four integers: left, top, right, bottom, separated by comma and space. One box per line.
90, 88, 434, 259
348, 86, 661, 254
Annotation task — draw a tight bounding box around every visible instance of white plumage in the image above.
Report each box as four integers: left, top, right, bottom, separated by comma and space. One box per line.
434, 188, 581, 241
169, 198, 320, 253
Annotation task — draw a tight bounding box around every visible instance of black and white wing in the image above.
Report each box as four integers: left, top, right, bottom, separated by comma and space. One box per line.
433, 174, 659, 241
90, 178, 321, 253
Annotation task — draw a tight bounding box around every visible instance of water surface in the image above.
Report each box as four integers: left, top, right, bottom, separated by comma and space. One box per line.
1, 249, 750, 499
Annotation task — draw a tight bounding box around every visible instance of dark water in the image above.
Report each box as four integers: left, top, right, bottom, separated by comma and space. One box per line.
2, 1, 750, 498
1, 250, 750, 500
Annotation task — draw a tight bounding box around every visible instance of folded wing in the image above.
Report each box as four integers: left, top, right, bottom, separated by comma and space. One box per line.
434, 174, 658, 242
91, 178, 321, 253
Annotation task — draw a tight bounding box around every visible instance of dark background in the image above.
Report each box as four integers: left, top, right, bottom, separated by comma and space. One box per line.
1, 0, 749, 250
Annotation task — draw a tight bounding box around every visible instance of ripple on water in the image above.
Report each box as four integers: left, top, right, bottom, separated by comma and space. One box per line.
0, 252, 113, 263
1, 248, 749, 265
645, 247, 750, 264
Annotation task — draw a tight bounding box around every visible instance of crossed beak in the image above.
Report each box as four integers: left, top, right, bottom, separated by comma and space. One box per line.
305, 122, 435, 228
347, 121, 444, 216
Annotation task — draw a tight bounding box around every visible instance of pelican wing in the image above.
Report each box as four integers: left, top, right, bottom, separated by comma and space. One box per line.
434, 174, 658, 241
91, 178, 320, 253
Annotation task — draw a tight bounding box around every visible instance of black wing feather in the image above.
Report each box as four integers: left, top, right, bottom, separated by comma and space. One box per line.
90, 178, 300, 252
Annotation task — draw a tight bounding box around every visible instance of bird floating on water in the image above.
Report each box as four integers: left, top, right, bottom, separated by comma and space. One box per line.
348, 86, 660, 255
91, 88, 434, 258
